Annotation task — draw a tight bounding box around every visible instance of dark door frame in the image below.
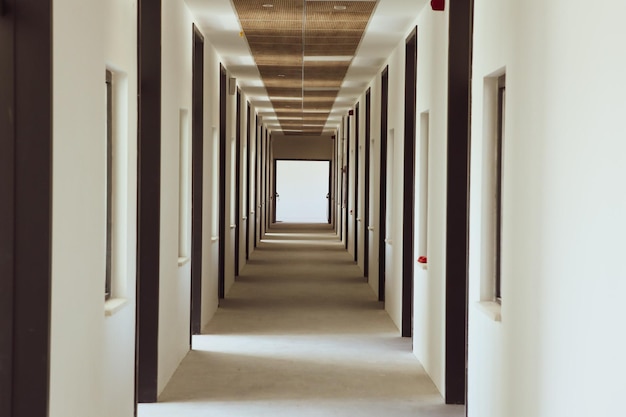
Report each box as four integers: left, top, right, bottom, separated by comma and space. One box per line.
260, 127, 265, 237
378, 66, 389, 302
337, 132, 343, 237
327, 154, 333, 224
218, 64, 227, 299
354, 102, 360, 263
245, 102, 251, 260
364, 89, 371, 277
265, 132, 271, 229
190, 24, 204, 337
1, 2, 53, 415
0, 6, 15, 412
234, 88, 241, 277
254, 116, 259, 247
402, 27, 418, 338
445, 0, 474, 406
344, 115, 350, 250
136, 0, 162, 404
272, 159, 277, 224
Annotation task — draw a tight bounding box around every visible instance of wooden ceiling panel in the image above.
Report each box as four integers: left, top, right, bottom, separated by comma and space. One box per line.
241, 20, 302, 30
305, 1, 377, 14
231, 0, 377, 134
304, 44, 357, 56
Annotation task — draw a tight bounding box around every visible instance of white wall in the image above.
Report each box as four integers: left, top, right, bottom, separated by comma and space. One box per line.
102, 0, 139, 416
224, 69, 237, 295
467, 0, 511, 414
51, 0, 107, 415
158, 0, 194, 394
355, 96, 365, 272
201, 41, 220, 331
346, 114, 357, 259
468, 1, 626, 416
383, 39, 406, 337
353, 6, 449, 397
367, 76, 382, 298
51, 0, 141, 415
411, 7, 449, 395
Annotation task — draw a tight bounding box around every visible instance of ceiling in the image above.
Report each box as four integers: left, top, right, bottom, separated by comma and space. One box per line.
186, 0, 428, 135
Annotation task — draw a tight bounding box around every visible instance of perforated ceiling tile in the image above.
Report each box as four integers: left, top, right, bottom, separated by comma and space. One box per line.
232, 0, 377, 135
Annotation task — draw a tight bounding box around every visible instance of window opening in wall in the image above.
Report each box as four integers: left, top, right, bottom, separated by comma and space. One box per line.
418, 112, 430, 266
105, 70, 113, 300
104, 67, 129, 311
179, 109, 191, 261
481, 71, 506, 308
494, 74, 505, 302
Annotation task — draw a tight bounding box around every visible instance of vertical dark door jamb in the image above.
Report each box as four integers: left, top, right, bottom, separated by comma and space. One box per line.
234, 88, 241, 277
445, 0, 474, 405
260, 130, 264, 233
378, 66, 389, 302
1, 2, 53, 415
272, 159, 277, 224
190, 24, 204, 337
218, 64, 227, 299
364, 89, 371, 278
328, 155, 333, 224
264, 131, 270, 230
246, 102, 251, 260
0, 4, 15, 412
402, 27, 418, 338
354, 103, 360, 263
345, 115, 350, 250
260, 127, 264, 238
136, 0, 162, 404
254, 116, 259, 247
267, 133, 271, 229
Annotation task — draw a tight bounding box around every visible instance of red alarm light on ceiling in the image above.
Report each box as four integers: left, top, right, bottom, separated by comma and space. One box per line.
431, 0, 445, 11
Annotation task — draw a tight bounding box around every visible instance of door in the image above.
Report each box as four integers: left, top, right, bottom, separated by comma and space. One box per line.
402, 27, 417, 338
1, 2, 54, 415
275, 160, 330, 223
364, 89, 371, 277
378, 66, 389, 301
190, 25, 204, 336
218, 64, 226, 298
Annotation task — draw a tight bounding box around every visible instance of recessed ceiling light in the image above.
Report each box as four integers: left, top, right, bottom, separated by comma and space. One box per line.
262, 4, 274, 8
270, 96, 301, 101
303, 55, 352, 62
334, 5, 347, 10
303, 86, 340, 91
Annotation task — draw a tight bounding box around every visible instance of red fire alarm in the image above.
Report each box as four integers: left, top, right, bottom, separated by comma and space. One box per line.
431, 0, 445, 11
348, 109, 354, 116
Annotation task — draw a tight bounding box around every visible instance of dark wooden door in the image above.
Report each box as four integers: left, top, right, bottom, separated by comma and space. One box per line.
190, 25, 204, 336
378, 67, 389, 302
1, 1, 54, 415
402, 27, 418, 338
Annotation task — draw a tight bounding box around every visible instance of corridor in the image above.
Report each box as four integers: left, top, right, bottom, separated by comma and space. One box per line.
139, 224, 463, 417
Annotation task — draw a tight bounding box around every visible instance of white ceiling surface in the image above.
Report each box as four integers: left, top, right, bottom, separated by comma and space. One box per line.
186, 0, 428, 134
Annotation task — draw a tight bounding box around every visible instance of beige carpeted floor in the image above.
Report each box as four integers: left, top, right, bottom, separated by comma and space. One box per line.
138, 223, 464, 417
